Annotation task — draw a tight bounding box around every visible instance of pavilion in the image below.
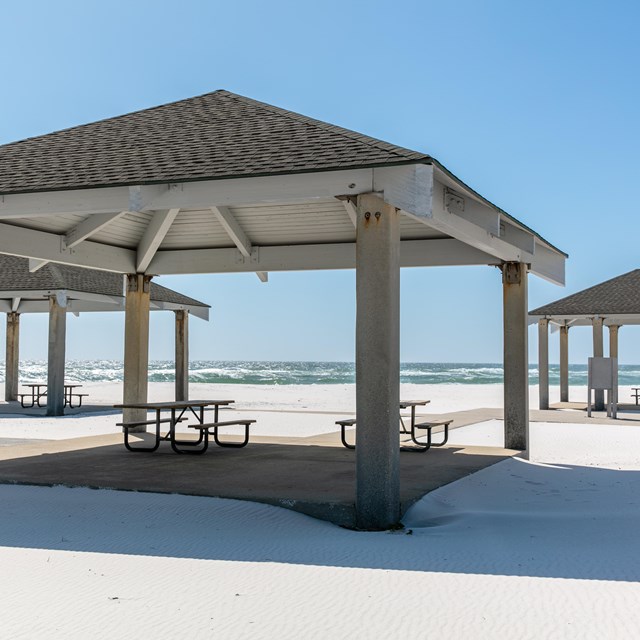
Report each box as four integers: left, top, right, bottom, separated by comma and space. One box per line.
0, 90, 567, 529
1, 254, 209, 414
530, 269, 640, 411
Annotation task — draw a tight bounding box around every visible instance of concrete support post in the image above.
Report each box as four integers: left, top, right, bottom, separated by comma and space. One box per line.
355, 193, 400, 530
123, 274, 152, 429
5, 312, 20, 401
538, 319, 549, 410
175, 309, 189, 401
560, 325, 569, 402
46, 294, 67, 416
592, 317, 604, 411
609, 324, 620, 408
609, 325, 619, 360
502, 262, 529, 452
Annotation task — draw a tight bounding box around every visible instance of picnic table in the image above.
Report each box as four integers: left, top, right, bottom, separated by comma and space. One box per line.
113, 399, 255, 454
19, 383, 87, 408
336, 399, 451, 452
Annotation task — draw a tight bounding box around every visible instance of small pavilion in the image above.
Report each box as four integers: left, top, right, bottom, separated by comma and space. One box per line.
1, 254, 209, 414
0, 90, 567, 529
529, 269, 640, 410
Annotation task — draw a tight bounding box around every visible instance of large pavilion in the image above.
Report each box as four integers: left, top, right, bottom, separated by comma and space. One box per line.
530, 269, 640, 410
1, 254, 209, 414
0, 90, 567, 529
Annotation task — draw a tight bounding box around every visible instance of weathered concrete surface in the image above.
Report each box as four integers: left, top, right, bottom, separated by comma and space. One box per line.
0, 432, 515, 528
355, 194, 401, 530
502, 262, 529, 451
46, 295, 66, 417
4, 312, 19, 402
592, 317, 605, 411
538, 319, 549, 410
560, 325, 570, 402
123, 274, 151, 428
174, 310, 189, 402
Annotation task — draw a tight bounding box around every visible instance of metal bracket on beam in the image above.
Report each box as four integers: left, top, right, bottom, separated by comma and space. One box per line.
502, 262, 525, 284
126, 274, 152, 293
444, 188, 465, 214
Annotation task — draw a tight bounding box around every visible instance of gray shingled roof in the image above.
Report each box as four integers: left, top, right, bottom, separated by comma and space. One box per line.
0, 254, 208, 308
0, 90, 429, 195
530, 270, 640, 317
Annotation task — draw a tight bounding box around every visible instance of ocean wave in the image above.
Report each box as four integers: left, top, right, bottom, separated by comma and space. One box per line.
2, 360, 640, 386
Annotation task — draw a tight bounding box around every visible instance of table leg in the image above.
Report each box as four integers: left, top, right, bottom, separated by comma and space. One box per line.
170, 404, 208, 453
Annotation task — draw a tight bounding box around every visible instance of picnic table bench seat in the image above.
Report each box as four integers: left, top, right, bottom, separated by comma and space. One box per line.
189, 419, 256, 449
335, 417, 453, 452
117, 417, 186, 452
66, 393, 89, 408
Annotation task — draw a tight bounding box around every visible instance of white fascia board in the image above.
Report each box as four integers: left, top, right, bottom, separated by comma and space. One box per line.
0, 169, 373, 218
0, 222, 136, 272
432, 164, 566, 285
428, 176, 531, 263
0, 290, 123, 304
500, 220, 535, 255
14, 299, 126, 313
144, 169, 374, 210
147, 237, 496, 275
529, 240, 565, 286
373, 164, 433, 217
0, 186, 131, 219
150, 300, 209, 321
136, 208, 180, 272
530, 314, 640, 327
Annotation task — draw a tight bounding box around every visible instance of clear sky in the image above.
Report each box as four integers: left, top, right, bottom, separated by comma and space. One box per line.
1, 0, 639, 364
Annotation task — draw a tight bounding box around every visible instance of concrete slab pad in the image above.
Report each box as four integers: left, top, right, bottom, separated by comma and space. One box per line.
0, 433, 515, 527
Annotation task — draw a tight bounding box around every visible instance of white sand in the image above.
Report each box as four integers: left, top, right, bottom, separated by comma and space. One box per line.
1, 382, 640, 638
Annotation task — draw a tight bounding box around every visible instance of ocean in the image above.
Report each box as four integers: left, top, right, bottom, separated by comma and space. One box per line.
4, 361, 640, 386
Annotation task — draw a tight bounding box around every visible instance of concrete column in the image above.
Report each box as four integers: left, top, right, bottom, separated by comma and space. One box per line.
355, 193, 400, 530
502, 262, 529, 452
46, 293, 67, 416
538, 319, 549, 410
5, 312, 20, 401
175, 309, 189, 401
123, 274, 152, 429
609, 325, 620, 408
609, 325, 619, 359
592, 317, 604, 411
560, 325, 569, 402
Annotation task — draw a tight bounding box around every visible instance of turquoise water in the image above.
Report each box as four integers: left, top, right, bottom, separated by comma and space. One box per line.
5, 360, 640, 385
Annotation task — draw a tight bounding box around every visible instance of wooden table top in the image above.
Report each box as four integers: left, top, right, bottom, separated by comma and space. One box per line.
399, 400, 430, 408
114, 399, 235, 410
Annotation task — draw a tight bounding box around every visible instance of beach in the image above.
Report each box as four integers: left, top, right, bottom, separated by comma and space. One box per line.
0, 381, 639, 637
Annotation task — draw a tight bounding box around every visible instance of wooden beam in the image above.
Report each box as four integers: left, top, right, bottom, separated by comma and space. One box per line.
11, 297, 20, 312
29, 259, 49, 273
64, 211, 128, 248
342, 200, 357, 227
212, 206, 252, 257
0, 222, 136, 272
212, 206, 269, 283
136, 209, 180, 273
148, 237, 497, 275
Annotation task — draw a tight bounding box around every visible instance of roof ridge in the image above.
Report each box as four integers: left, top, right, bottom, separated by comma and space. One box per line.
222, 91, 429, 163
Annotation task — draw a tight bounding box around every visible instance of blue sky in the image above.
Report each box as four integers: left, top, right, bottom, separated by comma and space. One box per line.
1, 0, 639, 363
